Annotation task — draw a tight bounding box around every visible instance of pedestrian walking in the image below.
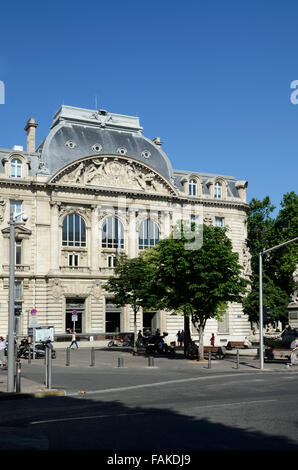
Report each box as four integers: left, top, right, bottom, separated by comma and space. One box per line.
69, 330, 79, 349
210, 333, 215, 346
0, 336, 6, 368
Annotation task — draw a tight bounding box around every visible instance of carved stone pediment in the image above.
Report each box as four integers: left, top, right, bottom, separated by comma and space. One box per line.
49, 155, 176, 196
1, 224, 32, 239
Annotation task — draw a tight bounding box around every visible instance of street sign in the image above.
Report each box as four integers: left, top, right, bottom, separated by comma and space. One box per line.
30, 308, 37, 316
72, 310, 78, 323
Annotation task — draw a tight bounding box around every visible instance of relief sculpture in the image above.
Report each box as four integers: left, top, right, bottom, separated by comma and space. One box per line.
57, 156, 171, 195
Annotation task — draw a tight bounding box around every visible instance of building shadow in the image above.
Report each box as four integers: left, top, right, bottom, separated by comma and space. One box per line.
0, 394, 297, 452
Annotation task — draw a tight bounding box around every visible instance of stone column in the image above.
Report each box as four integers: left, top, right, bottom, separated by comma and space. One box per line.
50, 201, 60, 273
91, 205, 99, 272
162, 210, 171, 238
128, 208, 137, 258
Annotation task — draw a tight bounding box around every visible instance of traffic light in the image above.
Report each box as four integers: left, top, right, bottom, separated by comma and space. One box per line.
263, 305, 272, 324
14, 303, 22, 316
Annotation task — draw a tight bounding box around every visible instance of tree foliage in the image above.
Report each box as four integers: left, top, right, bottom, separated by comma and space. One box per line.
244, 191, 298, 325
144, 222, 248, 359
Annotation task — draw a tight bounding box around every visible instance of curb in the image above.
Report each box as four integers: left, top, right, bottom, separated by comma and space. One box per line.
0, 389, 66, 400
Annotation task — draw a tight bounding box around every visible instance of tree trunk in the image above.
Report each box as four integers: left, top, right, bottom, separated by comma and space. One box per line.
198, 323, 205, 361
133, 308, 138, 353
183, 314, 192, 357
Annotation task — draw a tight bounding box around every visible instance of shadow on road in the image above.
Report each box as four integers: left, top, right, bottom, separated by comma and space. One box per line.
0, 394, 297, 451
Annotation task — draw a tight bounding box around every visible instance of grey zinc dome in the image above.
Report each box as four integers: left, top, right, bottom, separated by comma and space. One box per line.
38, 105, 174, 183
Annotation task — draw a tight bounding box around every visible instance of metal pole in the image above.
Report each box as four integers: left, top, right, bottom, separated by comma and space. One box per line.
236, 349, 240, 369
15, 359, 21, 393
48, 345, 52, 389
208, 351, 211, 368
259, 251, 264, 370
258, 238, 298, 371
45, 346, 48, 388
66, 347, 70, 366
7, 208, 15, 393
90, 347, 95, 367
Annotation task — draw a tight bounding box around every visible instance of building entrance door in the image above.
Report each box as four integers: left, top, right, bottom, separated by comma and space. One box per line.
143, 311, 158, 334
65, 299, 84, 333
105, 300, 122, 333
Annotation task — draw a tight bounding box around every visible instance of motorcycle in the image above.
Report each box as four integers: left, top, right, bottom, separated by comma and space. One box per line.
144, 332, 175, 355
17, 339, 56, 359
108, 336, 132, 347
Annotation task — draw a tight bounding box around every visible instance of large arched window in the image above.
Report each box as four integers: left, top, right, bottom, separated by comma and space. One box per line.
102, 216, 124, 249
11, 158, 22, 178
214, 182, 222, 199
139, 219, 159, 250
62, 213, 86, 247
188, 179, 197, 196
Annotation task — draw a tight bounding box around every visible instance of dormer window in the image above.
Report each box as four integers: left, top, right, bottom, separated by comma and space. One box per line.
189, 179, 197, 196
11, 158, 22, 178
214, 182, 222, 199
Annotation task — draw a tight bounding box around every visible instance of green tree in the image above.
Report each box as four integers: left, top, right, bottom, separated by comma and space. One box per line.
144, 222, 248, 360
244, 192, 298, 326
103, 254, 159, 352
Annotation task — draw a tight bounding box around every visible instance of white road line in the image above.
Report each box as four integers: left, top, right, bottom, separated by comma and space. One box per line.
30, 412, 145, 425
67, 372, 258, 397
192, 399, 277, 410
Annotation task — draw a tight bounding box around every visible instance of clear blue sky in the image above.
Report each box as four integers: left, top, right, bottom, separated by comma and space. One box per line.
0, 0, 297, 212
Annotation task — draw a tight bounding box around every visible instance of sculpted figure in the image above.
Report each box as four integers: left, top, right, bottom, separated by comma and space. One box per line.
86, 158, 107, 183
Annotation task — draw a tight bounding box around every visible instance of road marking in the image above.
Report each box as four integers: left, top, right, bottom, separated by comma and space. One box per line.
67, 372, 259, 397
192, 399, 277, 410
30, 412, 145, 425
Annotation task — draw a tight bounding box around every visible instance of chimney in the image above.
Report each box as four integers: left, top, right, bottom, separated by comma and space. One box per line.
24, 118, 38, 153
152, 137, 163, 147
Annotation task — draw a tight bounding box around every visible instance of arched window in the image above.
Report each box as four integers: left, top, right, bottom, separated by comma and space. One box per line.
62, 214, 86, 247
139, 219, 159, 250
214, 182, 222, 199
189, 179, 197, 196
102, 216, 124, 249
11, 158, 22, 178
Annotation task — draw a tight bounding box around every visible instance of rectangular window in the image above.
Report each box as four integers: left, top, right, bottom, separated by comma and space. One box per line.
10, 201, 22, 221
15, 240, 22, 265
215, 217, 224, 228
107, 255, 117, 268
14, 281, 22, 300
69, 254, 79, 267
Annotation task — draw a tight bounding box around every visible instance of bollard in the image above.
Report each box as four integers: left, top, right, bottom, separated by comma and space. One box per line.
208, 351, 211, 369
148, 356, 154, 367
15, 359, 21, 393
90, 347, 95, 367
28, 346, 31, 364
118, 357, 124, 368
66, 347, 70, 366
236, 349, 240, 369
47, 346, 52, 389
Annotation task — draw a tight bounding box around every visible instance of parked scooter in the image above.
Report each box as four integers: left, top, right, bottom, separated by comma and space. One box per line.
108, 336, 132, 347
17, 339, 56, 359
145, 332, 175, 355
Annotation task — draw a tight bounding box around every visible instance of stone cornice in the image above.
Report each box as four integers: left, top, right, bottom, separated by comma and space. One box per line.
0, 176, 249, 211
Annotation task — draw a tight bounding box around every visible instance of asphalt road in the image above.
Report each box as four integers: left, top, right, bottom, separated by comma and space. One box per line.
0, 349, 297, 453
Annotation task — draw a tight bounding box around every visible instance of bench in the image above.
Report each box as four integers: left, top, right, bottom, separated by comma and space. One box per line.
204, 346, 226, 359
226, 341, 244, 350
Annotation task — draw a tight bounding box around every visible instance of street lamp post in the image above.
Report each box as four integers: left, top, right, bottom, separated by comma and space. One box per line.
7, 207, 28, 393
259, 236, 298, 370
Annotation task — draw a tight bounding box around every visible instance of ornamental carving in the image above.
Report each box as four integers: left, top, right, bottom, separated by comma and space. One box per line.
51, 156, 174, 196
0, 199, 6, 221
50, 279, 64, 299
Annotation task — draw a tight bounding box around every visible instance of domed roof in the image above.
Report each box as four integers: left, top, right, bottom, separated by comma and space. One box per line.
38, 105, 174, 183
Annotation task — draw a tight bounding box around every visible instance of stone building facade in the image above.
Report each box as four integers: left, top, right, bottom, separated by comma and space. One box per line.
0, 105, 251, 344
